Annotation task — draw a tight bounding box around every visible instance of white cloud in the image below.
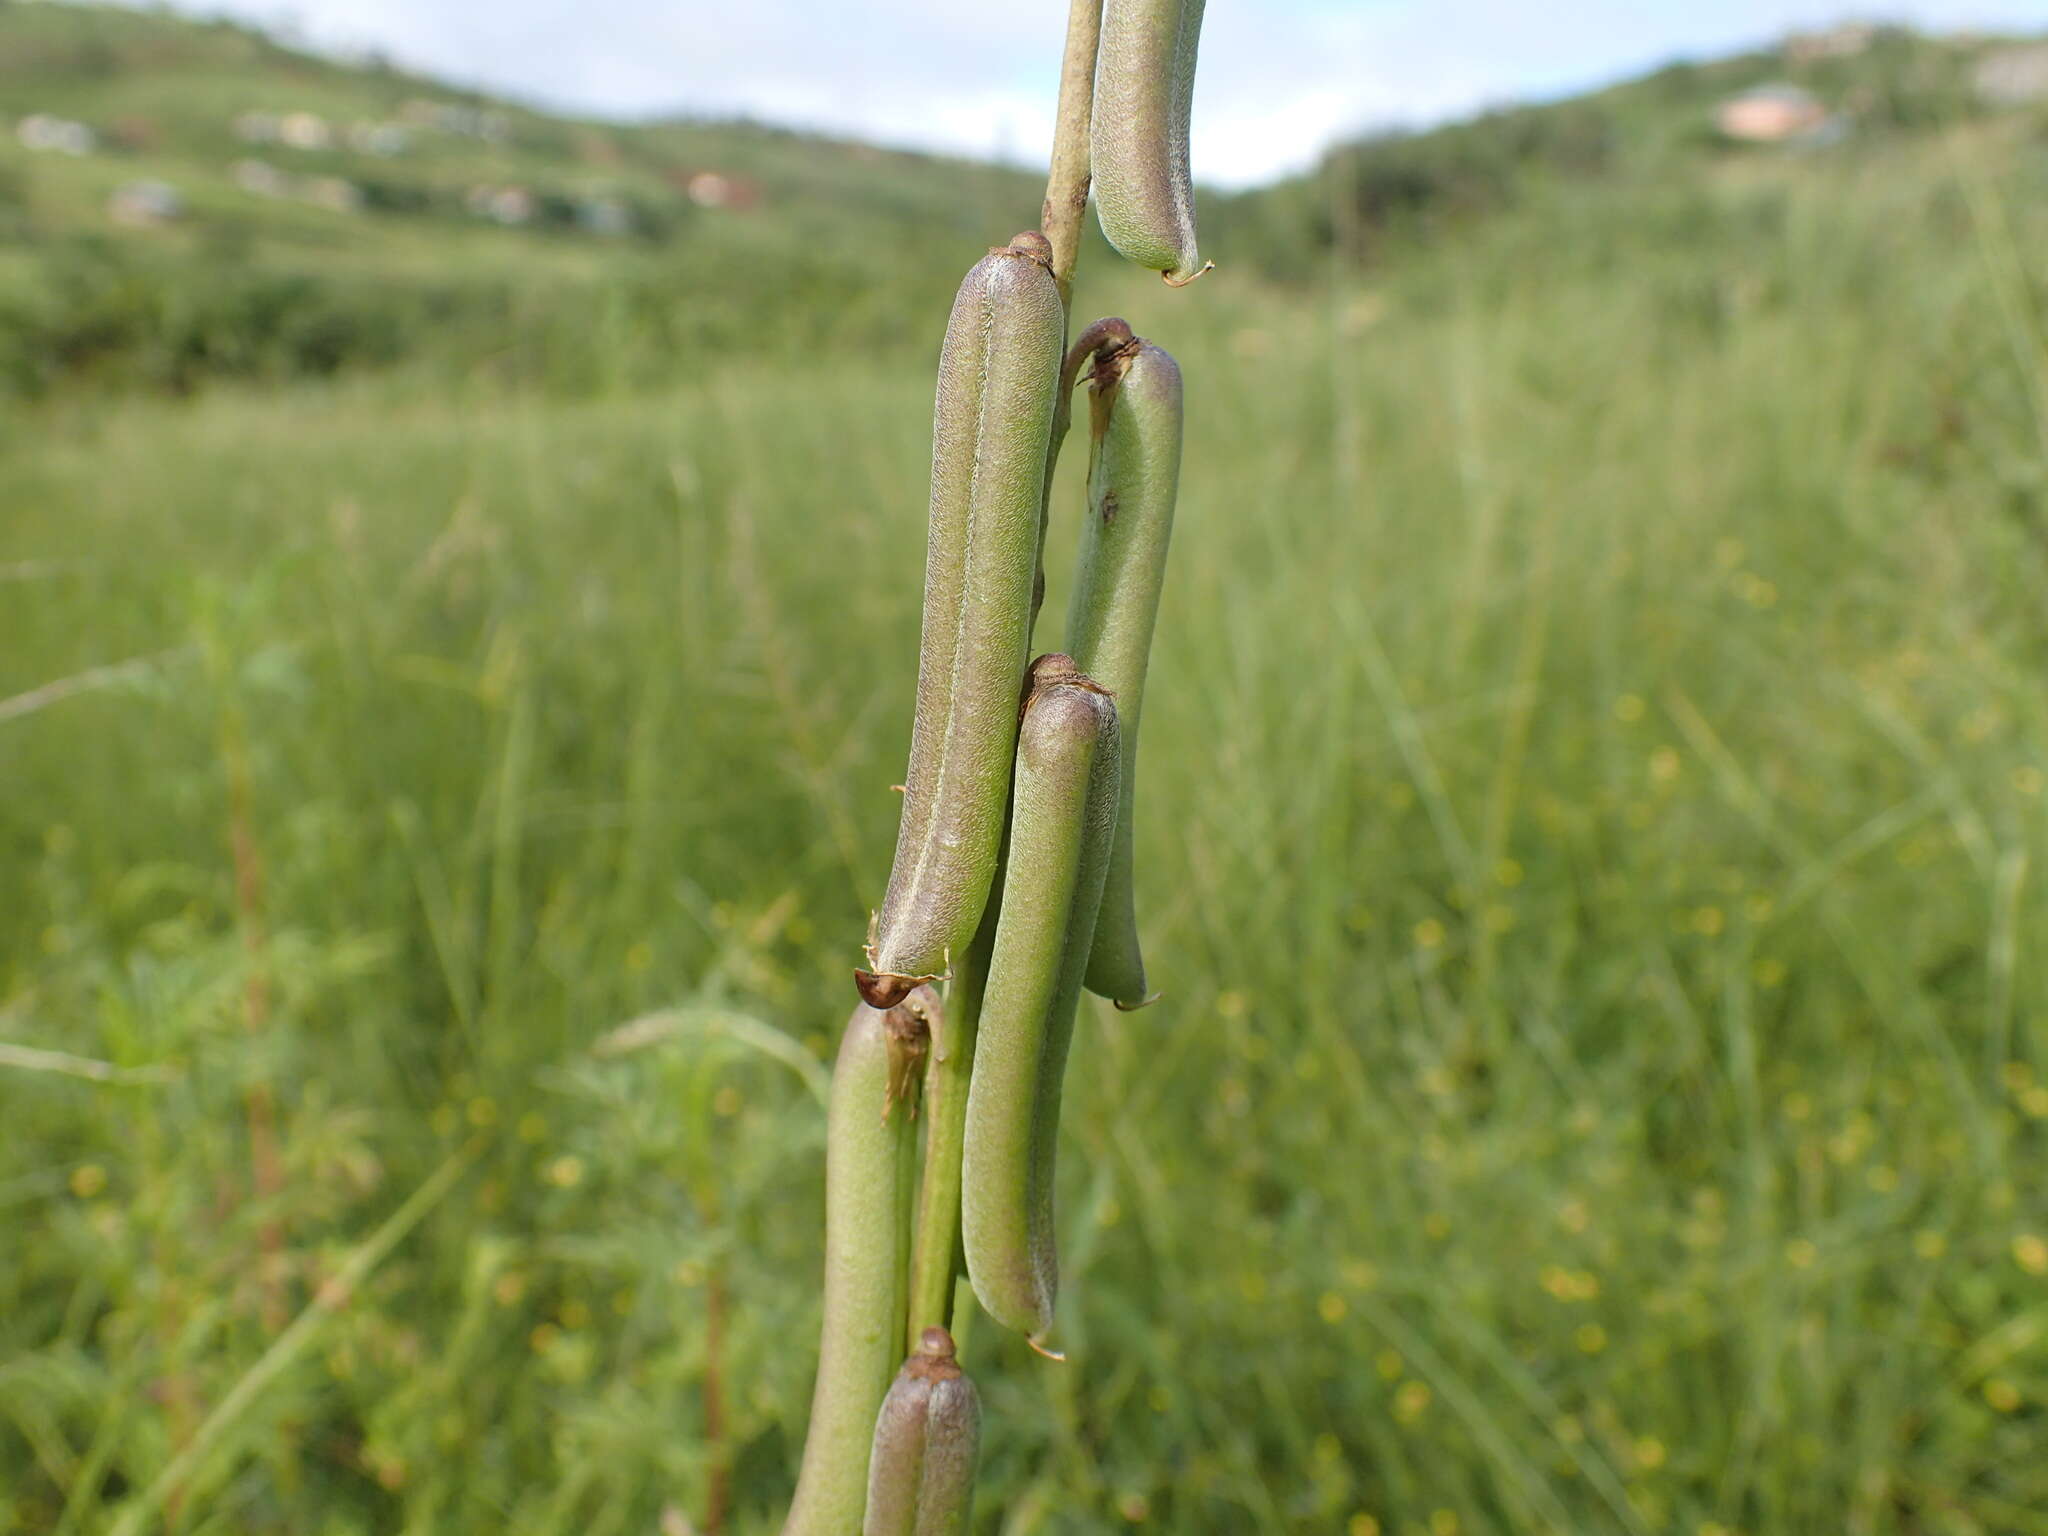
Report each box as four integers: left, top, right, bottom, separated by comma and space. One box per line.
170, 0, 2048, 186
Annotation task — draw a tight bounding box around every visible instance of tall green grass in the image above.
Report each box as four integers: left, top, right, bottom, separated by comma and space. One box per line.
4, 133, 2046, 1533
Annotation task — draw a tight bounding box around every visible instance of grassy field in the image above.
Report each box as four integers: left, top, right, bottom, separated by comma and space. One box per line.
6, 90, 2048, 1536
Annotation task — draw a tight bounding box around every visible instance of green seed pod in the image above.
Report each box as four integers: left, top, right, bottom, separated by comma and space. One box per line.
1092, 0, 1211, 286
961, 655, 1121, 1340
783, 996, 929, 1536
1064, 332, 1182, 1008
862, 1327, 983, 1536
858, 234, 1065, 1011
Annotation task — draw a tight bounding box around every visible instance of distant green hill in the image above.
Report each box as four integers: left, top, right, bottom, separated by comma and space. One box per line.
1217, 23, 2048, 279
0, 0, 1039, 262
0, 1, 1042, 394
2, 3, 2044, 396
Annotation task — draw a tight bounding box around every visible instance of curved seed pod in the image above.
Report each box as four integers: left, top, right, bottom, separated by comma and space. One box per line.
1092, 0, 1211, 286
1064, 334, 1182, 1008
783, 996, 929, 1536
862, 1327, 983, 1536
961, 655, 1121, 1340
858, 234, 1065, 1010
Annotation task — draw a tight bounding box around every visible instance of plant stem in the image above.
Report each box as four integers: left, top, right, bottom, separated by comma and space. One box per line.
1041, 0, 1104, 309
1028, 0, 1106, 637
904, 924, 991, 1351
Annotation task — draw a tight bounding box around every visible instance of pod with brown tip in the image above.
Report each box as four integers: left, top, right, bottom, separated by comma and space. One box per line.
1064, 334, 1182, 1008
1091, 0, 1210, 285
961, 655, 1121, 1339
861, 1327, 983, 1536
857, 234, 1066, 1010
783, 996, 928, 1536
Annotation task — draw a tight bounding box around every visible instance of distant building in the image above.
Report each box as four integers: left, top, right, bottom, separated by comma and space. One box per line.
399, 98, 511, 143
346, 121, 410, 156
303, 176, 363, 214
234, 158, 290, 197
109, 116, 160, 152
279, 112, 333, 151
682, 170, 759, 210
467, 184, 535, 225
108, 180, 182, 227
17, 114, 95, 155
1975, 44, 2048, 106
1716, 84, 1829, 143
686, 171, 731, 208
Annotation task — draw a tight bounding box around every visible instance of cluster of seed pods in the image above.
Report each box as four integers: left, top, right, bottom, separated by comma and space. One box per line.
784, 0, 1207, 1523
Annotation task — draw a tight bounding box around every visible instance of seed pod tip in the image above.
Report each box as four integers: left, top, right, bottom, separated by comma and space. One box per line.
1003, 230, 1055, 268
854, 969, 917, 1010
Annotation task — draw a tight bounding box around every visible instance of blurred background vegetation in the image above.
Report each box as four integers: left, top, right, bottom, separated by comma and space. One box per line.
5, 4, 2048, 1533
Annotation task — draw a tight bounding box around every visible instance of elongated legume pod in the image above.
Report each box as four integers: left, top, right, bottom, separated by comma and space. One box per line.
783, 996, 929, 1536
1064, 331, 1181, 1008
961, 655, 1121, 1340
862, 1327, 983, 1536
1091, 0, 1209, 285
857, 234, 1066, 1011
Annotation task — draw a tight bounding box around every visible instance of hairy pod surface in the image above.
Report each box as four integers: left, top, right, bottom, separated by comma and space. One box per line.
783, 997, 926, 1536
861, 1327, 983, 1536
859, 235, 1065, 1009
961, 655, 1121, 1339
1091, 0, 1207, 284
1064, 336, 1182, 1007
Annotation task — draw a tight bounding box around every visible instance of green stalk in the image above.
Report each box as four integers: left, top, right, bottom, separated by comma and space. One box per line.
904, 918, 991, 1352
1041, 0, 1105, 310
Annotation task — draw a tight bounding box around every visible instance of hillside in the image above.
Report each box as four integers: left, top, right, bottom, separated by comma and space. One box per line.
3, 4, 2047, 395
1218, 22, 2048, 277
0, 1, 1039, 255
0, 1, 1041, 392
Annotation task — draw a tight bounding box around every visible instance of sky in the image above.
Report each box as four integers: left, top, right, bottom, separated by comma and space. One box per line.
173, 0, 2048, 187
